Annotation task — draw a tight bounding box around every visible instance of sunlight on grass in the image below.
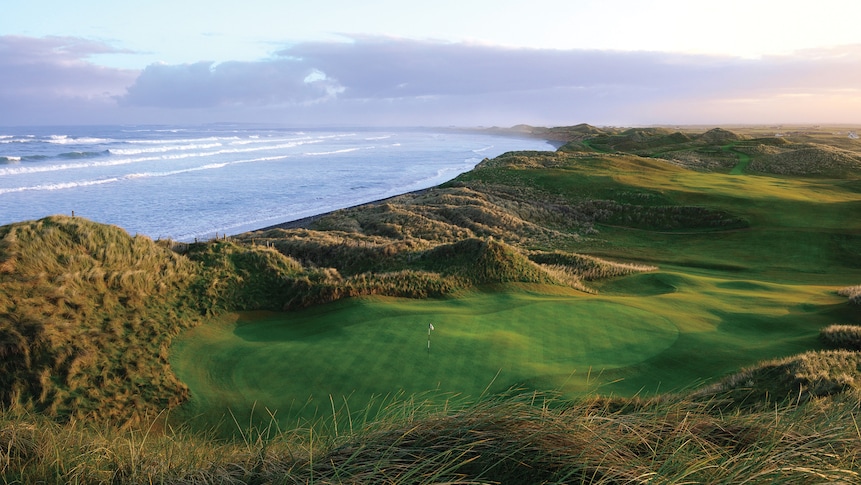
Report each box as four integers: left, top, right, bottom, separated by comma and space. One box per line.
171, 288, 680, 431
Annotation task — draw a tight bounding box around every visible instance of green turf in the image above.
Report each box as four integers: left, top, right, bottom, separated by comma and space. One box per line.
171, 275, 844, 432
171, 288, 680, 428
725, 143, 752, 174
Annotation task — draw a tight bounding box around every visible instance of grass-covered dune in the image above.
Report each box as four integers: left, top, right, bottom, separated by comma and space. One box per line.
2, 125, 861, 482
0, 217, 202, 423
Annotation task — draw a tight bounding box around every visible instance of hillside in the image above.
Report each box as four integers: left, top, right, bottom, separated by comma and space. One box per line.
563, 125, 861, 177
2, 124, 861, 482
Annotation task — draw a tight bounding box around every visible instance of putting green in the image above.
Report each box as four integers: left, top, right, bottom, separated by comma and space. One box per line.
171, 289, 678, 426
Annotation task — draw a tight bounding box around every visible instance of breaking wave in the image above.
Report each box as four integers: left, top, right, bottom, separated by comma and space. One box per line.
0, 126, 554, 240
0, 154, 292, 195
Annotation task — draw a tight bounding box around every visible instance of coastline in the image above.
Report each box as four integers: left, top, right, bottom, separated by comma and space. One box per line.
249, 129, 564, 233
252, 188, 432, 231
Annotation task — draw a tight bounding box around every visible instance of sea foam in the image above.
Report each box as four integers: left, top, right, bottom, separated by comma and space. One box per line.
0, 126, 553, 240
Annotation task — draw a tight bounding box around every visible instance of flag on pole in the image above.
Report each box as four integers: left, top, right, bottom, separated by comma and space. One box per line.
427, 323, 434, 352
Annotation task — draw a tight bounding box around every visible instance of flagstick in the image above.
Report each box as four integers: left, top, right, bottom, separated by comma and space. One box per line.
427, 323, 434, 353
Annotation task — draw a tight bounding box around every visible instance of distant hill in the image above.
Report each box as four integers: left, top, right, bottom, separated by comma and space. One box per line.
698, 127, 746, 144
484, 123, 608, 143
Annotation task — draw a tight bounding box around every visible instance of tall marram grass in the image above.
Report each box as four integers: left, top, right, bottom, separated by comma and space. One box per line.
2, 389, 860, 484
820, 324, 861, 350
0, 216, 204, 424
691, 350, 861, 408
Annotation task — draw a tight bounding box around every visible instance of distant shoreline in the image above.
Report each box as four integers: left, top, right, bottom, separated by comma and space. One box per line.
249, 130, 563, 233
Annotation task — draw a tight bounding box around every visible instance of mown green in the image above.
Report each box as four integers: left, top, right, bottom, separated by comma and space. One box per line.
171, 288, 680, 429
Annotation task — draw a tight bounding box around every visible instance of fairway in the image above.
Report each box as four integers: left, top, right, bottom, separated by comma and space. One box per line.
171, 289, 679, 426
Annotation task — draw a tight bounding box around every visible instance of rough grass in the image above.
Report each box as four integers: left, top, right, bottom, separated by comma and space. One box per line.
747, 144, 861, 176
3, 389, 860, 484
839, 284, 861, 305
820, 324, 861, 350
528, 251, 657, 281
0, 216, 203, 424
691, 350, 861, 408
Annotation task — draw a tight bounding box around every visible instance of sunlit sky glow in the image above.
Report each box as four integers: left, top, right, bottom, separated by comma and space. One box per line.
2, 0, 861, 126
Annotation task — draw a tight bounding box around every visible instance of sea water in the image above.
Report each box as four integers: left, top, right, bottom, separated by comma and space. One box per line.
0, 125, 553, 241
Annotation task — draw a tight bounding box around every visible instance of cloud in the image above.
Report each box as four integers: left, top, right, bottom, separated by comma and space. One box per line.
121, 60, 343, 108
0, 36, 137, 124
0, 35, 126, 64
116, 37, 722, 124
276, 37, 698, 98
3, 35, 861, 126
281, 38, 861, 124
118, 37, 861, 124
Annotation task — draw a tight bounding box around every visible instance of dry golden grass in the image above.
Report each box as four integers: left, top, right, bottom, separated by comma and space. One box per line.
820, 324, 861, 350
3, 388, 860, 484
0, 216, 202, 424
744, 143, 861, 176
691, 350, 861, 408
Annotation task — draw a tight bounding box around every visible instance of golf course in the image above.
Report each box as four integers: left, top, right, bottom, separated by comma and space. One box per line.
165, 125, 861, 430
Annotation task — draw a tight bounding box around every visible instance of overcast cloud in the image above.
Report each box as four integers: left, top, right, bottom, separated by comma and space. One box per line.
2, 35, 860, 126
0, 36, 138, 124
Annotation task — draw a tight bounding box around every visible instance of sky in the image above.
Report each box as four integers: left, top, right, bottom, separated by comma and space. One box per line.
2, 0, 861, 127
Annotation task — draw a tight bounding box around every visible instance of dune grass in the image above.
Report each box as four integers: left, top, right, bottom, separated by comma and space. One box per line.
820, 324, 861, 350
0, 216, 204, 423
4, 388, 860, 484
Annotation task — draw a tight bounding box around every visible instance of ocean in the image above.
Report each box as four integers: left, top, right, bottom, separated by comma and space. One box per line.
0, 125, 553, 241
